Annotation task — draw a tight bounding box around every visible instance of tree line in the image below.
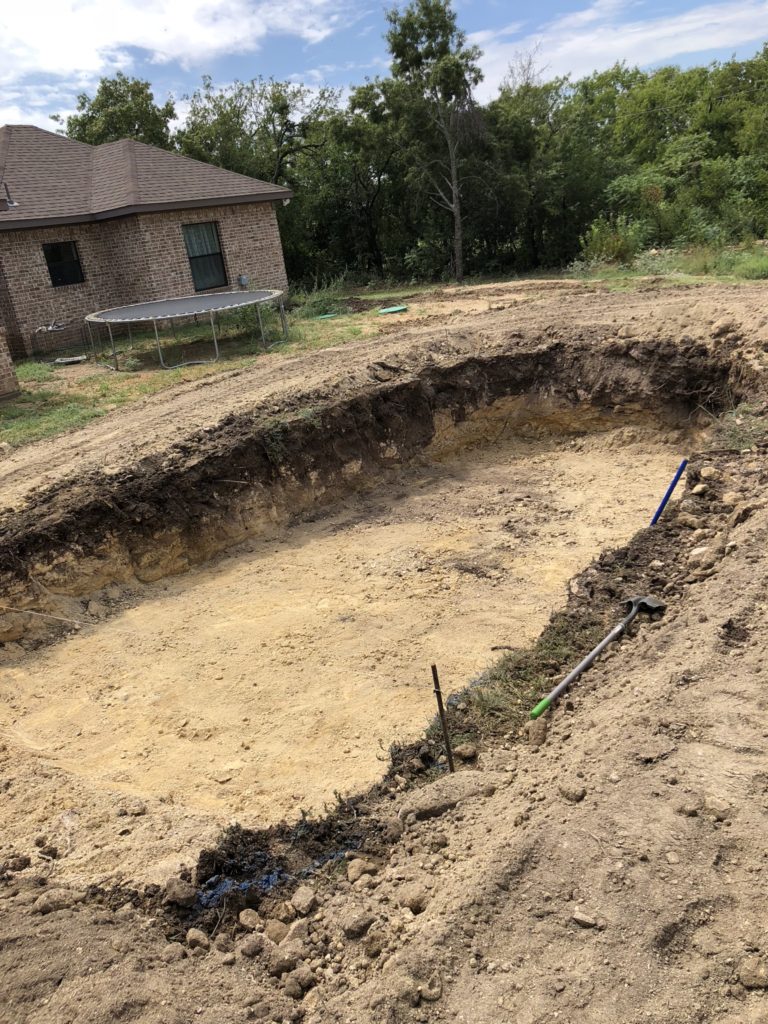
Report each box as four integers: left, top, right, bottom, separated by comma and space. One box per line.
56, 0, 768, 284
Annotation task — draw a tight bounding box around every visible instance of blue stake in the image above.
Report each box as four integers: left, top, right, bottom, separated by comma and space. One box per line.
650, 458, 688, 525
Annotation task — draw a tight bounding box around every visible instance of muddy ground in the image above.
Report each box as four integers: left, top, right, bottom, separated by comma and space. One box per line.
2, 279, 768, 1024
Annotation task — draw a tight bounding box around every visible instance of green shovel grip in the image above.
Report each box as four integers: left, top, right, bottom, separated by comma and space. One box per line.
530, 696, 552, 720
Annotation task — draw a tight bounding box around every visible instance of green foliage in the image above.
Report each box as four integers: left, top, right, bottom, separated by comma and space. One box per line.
580, 215, 649, 264
55, 72, 176, 147
64, 38, 768, 283
292, 277, 347, 318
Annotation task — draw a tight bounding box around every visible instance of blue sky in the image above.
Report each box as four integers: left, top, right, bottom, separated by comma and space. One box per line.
1, 0, 766, 127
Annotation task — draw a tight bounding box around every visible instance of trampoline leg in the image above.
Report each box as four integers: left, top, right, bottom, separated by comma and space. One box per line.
154, 319, 169, 369
279, 297, 288, 341
256, 304, 267, 350
127, 324, 133, 346
171, 318, 178, 342
86, 320, 95, 359
107, 323, 118, 371
209, 311, 220, 362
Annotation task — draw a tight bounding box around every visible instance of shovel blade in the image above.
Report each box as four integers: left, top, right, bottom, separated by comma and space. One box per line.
626, 595, 666, 615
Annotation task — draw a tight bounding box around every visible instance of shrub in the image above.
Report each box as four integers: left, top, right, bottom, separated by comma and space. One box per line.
579, 216, 649, 265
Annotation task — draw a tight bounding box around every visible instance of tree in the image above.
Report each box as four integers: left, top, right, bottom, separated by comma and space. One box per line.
384, 0, 483, 281
55, 73, 176, 148
177, 77, 339, 186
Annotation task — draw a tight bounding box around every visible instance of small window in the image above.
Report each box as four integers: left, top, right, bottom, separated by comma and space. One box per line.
43, 241, 85, 287
182, 222, 227, 291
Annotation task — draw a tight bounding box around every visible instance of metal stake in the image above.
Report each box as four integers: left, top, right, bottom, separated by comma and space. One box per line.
431, 664, 455, 773
278, 297, 289, 341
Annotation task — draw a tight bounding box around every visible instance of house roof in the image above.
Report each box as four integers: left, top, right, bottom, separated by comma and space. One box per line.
0, 125, 292, 231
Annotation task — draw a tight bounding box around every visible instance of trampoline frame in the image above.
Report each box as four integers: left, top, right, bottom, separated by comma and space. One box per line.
85, 289, 287, 370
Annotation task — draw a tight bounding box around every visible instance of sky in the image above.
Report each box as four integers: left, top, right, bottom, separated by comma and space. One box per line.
1, 0, 766, 128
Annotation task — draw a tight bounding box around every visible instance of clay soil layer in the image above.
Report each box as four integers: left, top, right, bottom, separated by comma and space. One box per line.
2, 278, 768, 1024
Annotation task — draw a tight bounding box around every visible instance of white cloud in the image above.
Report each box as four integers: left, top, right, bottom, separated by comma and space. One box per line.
473, 0, 768, 99
0, 0, 357, 127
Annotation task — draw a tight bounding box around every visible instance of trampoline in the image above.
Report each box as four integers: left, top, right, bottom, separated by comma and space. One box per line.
85, 289, 287, 370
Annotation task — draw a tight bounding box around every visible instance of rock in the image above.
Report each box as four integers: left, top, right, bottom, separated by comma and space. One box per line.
283, 976, 304, 1000
572, 911, 597, 929
558, 783, 586, 803
6, 855, 31, 872
363, 929, 387, 958
398, 883, 429, 915
691, 483, 708, 496
186, 928, 210, 951
285, 964, 315, 997
239, 908, 263, 931
284, 918, 309, 943
32, 888, 86, 914
290, 885, 317, 916
677, 512, 704, 530
676, 799, 701, 818
688, 546, 716, 569
240, 934, 265, 958
126, 799, 147, 816
739, 956, 768, 989
338, 908, 375, 938
273, 900, 297, 923
160, 942, 186, 963
347, 858, 379, 883
722, 491, 741, 508
524, 717, 548, 747
704, 795, 733, 821
397, 771, 502, 823
700, 467, 719, 480
266, 939, 306, 977
214, 934, 234, 953
265, 919, 290, 944
163, 877, 197, 908
665, 851, 680, 865
221, 952, 236, 966
419, 973, 443, 1002
453, 743, 478, 762
391, 973, 421, 1006
712, 319, 737, 338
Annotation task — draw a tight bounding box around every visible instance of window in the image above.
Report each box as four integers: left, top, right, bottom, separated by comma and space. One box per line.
182, 222, 227, 291
43, 241, 85, 287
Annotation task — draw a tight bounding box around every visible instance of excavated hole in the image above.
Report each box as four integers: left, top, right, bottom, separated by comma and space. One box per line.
4, 407, 694, 876
0, 340, 737, 884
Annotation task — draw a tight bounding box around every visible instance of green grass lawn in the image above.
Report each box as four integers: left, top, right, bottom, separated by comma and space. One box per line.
0, 293, 405, 449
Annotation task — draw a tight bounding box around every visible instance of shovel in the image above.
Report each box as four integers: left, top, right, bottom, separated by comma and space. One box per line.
530, 595, 666, 719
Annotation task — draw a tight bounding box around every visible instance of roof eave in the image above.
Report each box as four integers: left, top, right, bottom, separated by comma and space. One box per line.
0, 190, 294, 233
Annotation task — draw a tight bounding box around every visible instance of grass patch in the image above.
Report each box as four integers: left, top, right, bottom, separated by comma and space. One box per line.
571, 242, 768, 286
15, 361, 55, 383
0, 388, 109, 446
708, 402, 768, 450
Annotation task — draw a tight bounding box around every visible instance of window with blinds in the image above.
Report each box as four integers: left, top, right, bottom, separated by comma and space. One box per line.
182, 222, 227, 291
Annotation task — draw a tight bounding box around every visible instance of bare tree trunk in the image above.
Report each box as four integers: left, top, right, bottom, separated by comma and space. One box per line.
448, 136, 463, 283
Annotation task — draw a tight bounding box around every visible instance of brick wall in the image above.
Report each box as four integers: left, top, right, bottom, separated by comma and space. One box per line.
0, 326, 19, 398
0, 201, 288, 358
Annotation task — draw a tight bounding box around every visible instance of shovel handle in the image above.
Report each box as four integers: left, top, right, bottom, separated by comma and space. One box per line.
530, 696, 552, 720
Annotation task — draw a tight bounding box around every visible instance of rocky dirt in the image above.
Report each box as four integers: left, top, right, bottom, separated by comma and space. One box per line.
2, 279, 768, 1023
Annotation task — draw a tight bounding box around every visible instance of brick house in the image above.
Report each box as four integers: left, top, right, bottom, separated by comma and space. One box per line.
0, 125, 292, 361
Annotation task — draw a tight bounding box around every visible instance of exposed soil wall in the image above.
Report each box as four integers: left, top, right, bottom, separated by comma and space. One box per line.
0, 338, 736, 643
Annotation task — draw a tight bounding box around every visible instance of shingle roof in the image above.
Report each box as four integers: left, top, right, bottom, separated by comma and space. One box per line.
0, 125, 292, 231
